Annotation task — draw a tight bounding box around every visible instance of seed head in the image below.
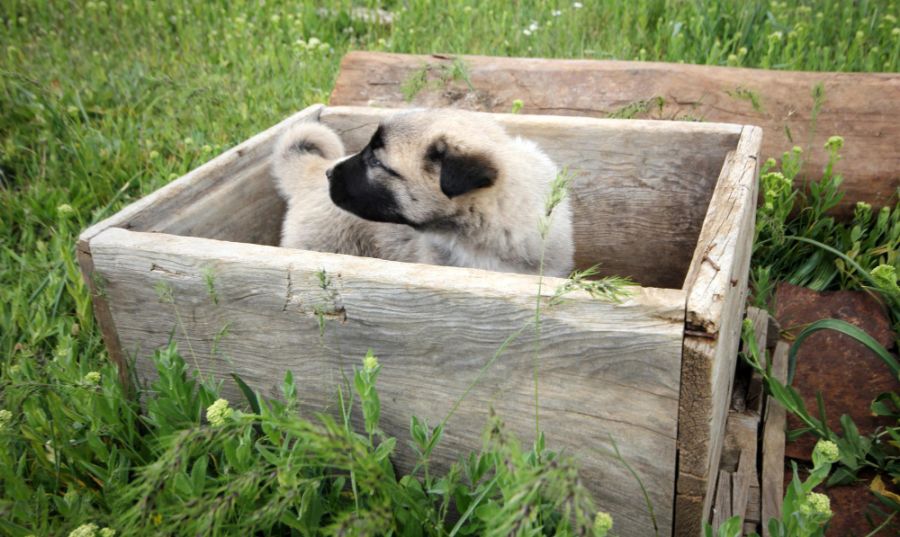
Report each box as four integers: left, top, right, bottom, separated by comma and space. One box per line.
800, 492, 832, 519
363, 352, 379, 372
68, 524, 98, 537
812, 439, 840, 464
83, 371, 101, 385
206, 399, 233, 426
0, 409, 12, 431
593, 512, 613, 536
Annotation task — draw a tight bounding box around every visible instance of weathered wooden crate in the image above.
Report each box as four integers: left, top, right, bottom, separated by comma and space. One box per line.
77, 104, 760, 536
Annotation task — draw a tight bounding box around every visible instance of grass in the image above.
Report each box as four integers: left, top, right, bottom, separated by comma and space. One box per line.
2, 0, 899, 535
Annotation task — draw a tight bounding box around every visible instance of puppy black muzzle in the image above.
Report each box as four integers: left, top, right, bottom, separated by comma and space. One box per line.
328, 151, 412, 226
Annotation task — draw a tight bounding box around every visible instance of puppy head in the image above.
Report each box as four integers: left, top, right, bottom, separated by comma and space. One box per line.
327, 110, 503, 229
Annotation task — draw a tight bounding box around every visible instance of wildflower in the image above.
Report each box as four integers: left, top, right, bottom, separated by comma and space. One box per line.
800, 492, 832, 519
67, 105, 79, 116
812, 439, 840, 464
552, 10, 562, 16
769, 31, 783, 41
68, 523, 98, 537
363, 352, 379, 372
270, 14, 280, 23
183, 137, 193, 146
593, 512, 613, 536
308, 37, 321, 47
0, 409, 12, 431
893, 28, 900, 37
463, 6, 473, 13
202, 144, 212, 153
148, 150, 159, 159
83, 371, 101, 385
206, 399, 233, 426
727, 53, 738, 64
825, 135, 844, 152
511, 99, 524, 113
523, 29, 531, 36
573, 2, 583, 8
528, 21, 539, 32
99, 528, 116, 537
855, 30, 864, 40
57, 204, 75, 218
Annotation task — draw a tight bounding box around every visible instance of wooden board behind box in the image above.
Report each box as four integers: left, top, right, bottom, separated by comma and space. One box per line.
78, 104, 760, 536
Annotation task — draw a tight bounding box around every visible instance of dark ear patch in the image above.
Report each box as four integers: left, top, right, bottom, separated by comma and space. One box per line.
427, 139, 498, 198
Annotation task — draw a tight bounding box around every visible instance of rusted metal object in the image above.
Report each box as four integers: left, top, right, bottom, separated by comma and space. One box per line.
773, 282, 897, 461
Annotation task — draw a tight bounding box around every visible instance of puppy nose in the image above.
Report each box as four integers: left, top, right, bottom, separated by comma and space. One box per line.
325, 167, 334, 180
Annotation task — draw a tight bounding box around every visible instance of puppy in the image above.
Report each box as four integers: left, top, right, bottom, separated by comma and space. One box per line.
271, 121, 436, 264
272, 109, 574, 277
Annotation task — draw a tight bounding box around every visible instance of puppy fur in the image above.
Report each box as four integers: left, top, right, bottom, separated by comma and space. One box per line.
272, 110, 574, 277
271, 121, 436, 263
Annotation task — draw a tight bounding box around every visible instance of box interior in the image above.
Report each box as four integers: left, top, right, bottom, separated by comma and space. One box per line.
123, 107, 741, 290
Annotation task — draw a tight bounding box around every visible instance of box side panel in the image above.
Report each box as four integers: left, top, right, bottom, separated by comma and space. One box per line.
675, 126, 762, 536
322, 107, 740, 289
79, 104, 324, 246
90, 228, 686, 537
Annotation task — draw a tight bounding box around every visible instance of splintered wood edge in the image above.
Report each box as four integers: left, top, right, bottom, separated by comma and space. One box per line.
78, 104, 325, 244
75, 239, 129, 388
674, 125, 761, 536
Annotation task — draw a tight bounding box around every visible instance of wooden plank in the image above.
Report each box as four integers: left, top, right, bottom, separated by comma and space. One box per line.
330, 51, 900, 216
711, 470, 733, 531
676, 126, 761, 536
743, 307, 771, 416
732, 448, 755, 523
745, 481, 761, 525
88, 227, 687, 537
762, 342, 789, 536
75, 242, 129, 388
78, 104, 324, 246
722, 410, 759, 530
322, 106, 742, 289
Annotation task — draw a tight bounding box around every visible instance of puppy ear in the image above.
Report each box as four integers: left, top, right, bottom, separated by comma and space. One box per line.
428, 138, 498, 198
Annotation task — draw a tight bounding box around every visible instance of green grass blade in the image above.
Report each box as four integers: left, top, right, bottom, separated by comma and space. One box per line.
231, 373, 261, 415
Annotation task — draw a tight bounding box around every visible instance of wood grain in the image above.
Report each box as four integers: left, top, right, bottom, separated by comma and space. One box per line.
89, 227, 686, 537
711, 470, 733, 531
330, 51, 899, 216
79, 104, 324, 246
322, 106, 741, 289
762, 342, 789, 537
676, 126, 761, 536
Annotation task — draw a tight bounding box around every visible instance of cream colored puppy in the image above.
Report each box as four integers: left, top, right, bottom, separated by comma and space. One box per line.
271, 109, 574, 277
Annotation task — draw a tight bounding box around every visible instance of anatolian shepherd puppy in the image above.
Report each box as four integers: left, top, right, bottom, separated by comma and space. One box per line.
271, 109, 574, 277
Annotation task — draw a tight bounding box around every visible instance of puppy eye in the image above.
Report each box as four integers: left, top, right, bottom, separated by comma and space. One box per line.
366, 150, 382, 168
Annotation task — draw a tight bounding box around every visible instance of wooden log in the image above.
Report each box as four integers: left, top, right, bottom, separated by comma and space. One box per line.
761, 342, 789, 537
676, 127, 761, 536
330, 51, 900, 216
88, 227, 687, 536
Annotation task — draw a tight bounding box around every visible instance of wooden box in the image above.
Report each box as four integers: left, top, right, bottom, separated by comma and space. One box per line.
78, 104, 760, 536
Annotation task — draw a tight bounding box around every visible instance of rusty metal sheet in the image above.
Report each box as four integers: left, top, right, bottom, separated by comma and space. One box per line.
773, 283, 897, 461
